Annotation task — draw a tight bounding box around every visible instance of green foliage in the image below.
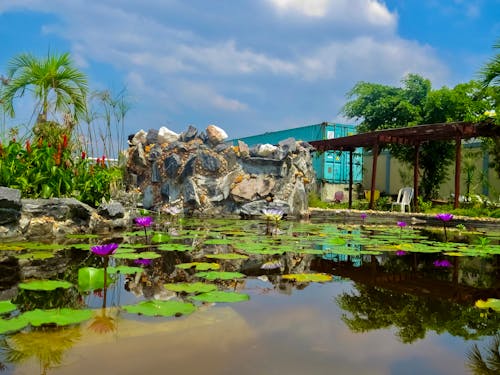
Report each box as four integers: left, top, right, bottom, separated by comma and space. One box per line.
122, 300, 196, 317
190, 291, 250, 303
0, 137, 122, 206
0, 52, 88, 123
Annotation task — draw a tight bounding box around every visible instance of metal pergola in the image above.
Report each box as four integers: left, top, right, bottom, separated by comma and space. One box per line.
309, 120, 500, 210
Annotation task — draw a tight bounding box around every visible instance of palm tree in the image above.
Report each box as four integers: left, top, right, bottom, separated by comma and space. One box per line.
466, 334, 500, 374
0, 52, 88, 125
480, 38, 500, 88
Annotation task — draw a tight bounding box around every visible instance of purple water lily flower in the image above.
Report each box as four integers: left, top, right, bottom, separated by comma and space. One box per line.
395, 250, 407, 256
134, 216, 153, 227
91, 243, 119, 257
397, 221, 407, 228
435, 213, 453, 222
134, 258, 152, 266
433, 259, 452, 268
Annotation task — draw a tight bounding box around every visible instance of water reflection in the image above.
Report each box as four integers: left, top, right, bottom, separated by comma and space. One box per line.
0, 218, 498, 374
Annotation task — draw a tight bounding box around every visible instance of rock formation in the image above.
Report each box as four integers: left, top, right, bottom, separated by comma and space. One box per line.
125, 125, 315, 217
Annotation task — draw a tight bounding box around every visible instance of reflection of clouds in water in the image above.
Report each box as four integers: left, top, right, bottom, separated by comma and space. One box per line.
243, 292, 467, 375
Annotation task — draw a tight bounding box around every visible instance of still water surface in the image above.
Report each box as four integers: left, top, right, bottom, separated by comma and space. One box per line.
1, 217, 498, 375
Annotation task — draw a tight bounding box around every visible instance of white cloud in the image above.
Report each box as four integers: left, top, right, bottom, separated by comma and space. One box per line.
269, 0, 331, 17
266, 0, 397, 30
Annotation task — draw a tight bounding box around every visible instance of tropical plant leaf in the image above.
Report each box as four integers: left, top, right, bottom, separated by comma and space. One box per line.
18, 280, 73, 291
78, 267, 106, 291
190, 291, 250, 303
113, 251, 161, 260
281, 273, 333, 283
107, 265, 144, 274
164, 282, 217, 294
122, 300, 196, 317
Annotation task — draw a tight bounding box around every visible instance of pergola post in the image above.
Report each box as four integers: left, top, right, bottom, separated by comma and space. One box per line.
413, 142, 420, 211
369, 143, 379, 210
348, 150, 353, 209
454, 136, 462, 209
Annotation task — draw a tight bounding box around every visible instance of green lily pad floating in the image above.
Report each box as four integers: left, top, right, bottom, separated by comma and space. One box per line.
190, 291, 250, 303
157, 243, 193, 252
108, 265, 145, 274
114, 246, 140, 253
176, 262, 221, 271
203, 238, 235, 245
195, 271, 246, 281
281, 273, 333, 283
205, 253, 249, 260
475, 298, 500, 312
123, 300, 196, 317
0, 316, 28, 334
113, 251, 161, 260
151, 232, 171, 243
16, 251, 56, 260
0, 243, 24, 251
19, 280, 73, 291
0, 300, 17, 315
22, 308, 93, 326
65, 233, 100, 239
164, 282, 217, 294
78, 267, 106, 291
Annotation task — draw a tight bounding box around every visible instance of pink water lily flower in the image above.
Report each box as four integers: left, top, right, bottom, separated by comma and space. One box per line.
397, 221, 407, 227
396, 250, 407, 256
134, 216, 153, 227
435, 213, 453, 222
91, 243, 119, 257
134, 258, 152, 266
433, 259, 452, 268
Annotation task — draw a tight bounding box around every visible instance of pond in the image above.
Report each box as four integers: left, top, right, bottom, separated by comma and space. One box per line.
0, 214, 499, 375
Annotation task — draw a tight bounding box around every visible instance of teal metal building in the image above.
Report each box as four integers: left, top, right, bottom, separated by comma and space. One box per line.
231, 122, 363, 185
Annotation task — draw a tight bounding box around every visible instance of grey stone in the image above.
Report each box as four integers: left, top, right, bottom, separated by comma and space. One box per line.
98, 201, 125, 219
132, 143, 147, 168
164, 154, 182, 178
179, 125, 198, 142
146, 128, 159, 145
239, 199, 290, 218
142, 186, 155, 209
214, 143, 229, 153
179, 155, 197, 180
199, 151, 221, 172
151, 161, 161, 182
183, 178, 199, 206
148, 144, 162, 161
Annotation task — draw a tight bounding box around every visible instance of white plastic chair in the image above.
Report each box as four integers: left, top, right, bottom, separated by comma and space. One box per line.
391, 187, 414, 213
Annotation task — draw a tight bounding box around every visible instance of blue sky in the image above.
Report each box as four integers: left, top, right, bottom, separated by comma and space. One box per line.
1, 0, 499, 142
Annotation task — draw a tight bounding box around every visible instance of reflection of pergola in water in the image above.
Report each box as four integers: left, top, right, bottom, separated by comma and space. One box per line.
309, 120, 500, 209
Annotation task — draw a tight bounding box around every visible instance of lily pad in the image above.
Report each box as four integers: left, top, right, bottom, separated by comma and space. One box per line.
16, 251, 56, 260
122, 300, 196, 317
205, 253, 249, 260
195, 271, 246, 281
475, 298, 500, 312
176, 262, 221, 271
151, 232, 171, 243
113, 251, 161, 260
18, 280, 73, 291
190, 291, 250, 303
0, 300, 17, 315
164, 282, 217, 294
78, 267, 115, 291
203, 238, 235, 245
22, 308, 93, 326
157, 243, 193, 252
108, 265, 144, 274
0, 316, 28, 334
281, 273, 333, 283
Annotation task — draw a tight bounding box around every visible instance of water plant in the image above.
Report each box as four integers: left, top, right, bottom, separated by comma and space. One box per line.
435, 213, 453, 242
262, 208, 284, 235
433, 259, 452, 268
134, 216, 153, 241
90, 243, 118, 307
397, 221, 407, 238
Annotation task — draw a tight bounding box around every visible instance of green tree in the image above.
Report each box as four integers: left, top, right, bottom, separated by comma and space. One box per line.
342, 74, 492, 199
0, 52, 88, 126
478, 38, 500, 181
